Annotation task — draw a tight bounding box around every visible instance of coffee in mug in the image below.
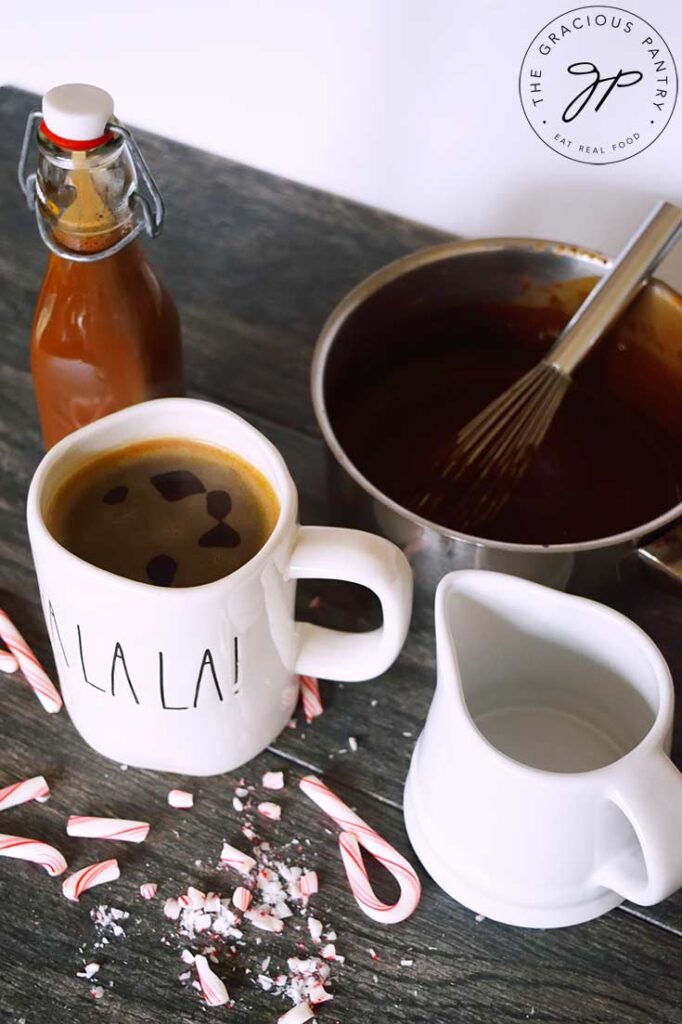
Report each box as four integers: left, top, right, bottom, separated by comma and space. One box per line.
46, 439, 279, 587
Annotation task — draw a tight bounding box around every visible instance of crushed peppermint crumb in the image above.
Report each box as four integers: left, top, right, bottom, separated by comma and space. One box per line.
400, 958, 414, 966
233, 796, 245, 812
90, 905, 129, 940
258, 801, 282, 821
262, 771, 285, 790
348, 736, 358, 752
475, 913, 485, 923
76, 962, 100, 979
369, 947, 379, 960
168, 789, 194, 808
90, 985, 104, 1000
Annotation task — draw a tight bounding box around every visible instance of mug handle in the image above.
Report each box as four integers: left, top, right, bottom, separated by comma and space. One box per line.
288, 526, 413, 681
593, 752, 682, 905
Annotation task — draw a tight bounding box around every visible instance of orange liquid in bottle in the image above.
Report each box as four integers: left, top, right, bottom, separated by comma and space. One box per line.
31, 142, 183, 448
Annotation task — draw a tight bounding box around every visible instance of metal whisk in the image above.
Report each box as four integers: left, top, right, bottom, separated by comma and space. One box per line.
416, 201, 682, 530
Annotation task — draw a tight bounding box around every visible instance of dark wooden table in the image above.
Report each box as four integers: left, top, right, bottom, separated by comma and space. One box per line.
0, 86, 680, 1024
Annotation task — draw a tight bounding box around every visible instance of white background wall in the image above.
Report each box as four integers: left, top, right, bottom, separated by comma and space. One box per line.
5, 0, 682, 282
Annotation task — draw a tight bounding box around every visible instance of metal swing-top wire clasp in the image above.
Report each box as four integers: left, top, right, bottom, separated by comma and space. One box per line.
17, 111, 165, 263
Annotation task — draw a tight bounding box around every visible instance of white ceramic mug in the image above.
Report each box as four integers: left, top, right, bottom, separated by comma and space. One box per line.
404, 570, 682, 928
27, 398, 413, 776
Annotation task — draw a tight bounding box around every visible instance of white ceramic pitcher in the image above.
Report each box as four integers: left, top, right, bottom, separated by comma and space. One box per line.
404, 570, 682, 928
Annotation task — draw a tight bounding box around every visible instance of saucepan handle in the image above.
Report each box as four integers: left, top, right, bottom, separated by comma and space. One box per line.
638, 522, 682, 584
288, 526, 413, 682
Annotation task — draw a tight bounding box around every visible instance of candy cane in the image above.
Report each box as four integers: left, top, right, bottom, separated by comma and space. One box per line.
298, 675, 323, 723
66, 816, 150, 843
62, 858, 120, 901
168, 789, 193, 808
300, 870, 318, 898
0, 833, 67, 876
262, 771, 284, 790
299, 774, 420, 924
0, 609, 62, 713
0, 650, 18, 674
194, 954, 229, 1006
220, 841, 256, 875
232, 886, 252, 912
0, 775, 50, 811
257, 801, 281, 821
278, 1002, 314, 1024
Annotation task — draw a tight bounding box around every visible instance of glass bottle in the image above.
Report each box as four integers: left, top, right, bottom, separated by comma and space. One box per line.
19, 84, 184, 449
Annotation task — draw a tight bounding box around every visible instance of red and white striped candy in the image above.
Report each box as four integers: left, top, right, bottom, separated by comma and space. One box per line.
262, 771, 284, 790
194, 954, 229, 1006
220, 841, 256, 875
246, 908, 284, 933
0, 649, 18, 674
278, 1001, 315, 1024
62, 858, 120, 902
0, 775, 50, 811
300, 869, 318, 898
168, 789, 193, 808
257, 801, 281, 821
140, 882, 158, 900
66, 816, 149, 843
310, 982, 333, 1004
0, 833, 67, 876
299, 774, 421, 924
298, 674, 323, 724
0, 609, 62, 713
178, 886, 205, 909
232, 885, 252, 912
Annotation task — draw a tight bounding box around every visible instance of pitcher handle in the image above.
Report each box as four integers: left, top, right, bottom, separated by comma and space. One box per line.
287, 526, 412, 681
593, 751, 682, 905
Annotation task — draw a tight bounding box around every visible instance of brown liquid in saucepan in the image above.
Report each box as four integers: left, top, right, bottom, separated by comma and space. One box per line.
328, 304, 682, 545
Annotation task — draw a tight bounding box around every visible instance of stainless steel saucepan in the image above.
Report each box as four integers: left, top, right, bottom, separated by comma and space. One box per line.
311, 239, 682, 596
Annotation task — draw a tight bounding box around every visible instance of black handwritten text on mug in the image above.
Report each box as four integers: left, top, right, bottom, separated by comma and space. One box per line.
49, 601, 240, 710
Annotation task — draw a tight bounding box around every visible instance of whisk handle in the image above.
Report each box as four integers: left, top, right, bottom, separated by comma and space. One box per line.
547, 201, 682, 377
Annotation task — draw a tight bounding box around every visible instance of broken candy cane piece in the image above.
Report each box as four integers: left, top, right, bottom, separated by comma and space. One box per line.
298, 674, 323, 723
220, 841, 256, 875
178, 886, 205, 909
0, 833, 67, 876
77, 963, 100, 979
168, 789, 193, 808
66, 816, 150, 843
0, 609, 62, 713
163, 898, 181, 920
245, 908, 284, 933
232, 886, 252, 912
300, 870, 318, 898
194, 954, 229, 1007
299, 774, 421, 924
62, 858, 120, 902
278, 1001, 315, 1024
204, 892, 221, 913
308, 917, 323, 942
257, 801, 281, 821
0, 649, 18, 673
310, 982, 334, 1004
140, 882, 158, 900
0, 775, 50, 811
262, 771, 284, 790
